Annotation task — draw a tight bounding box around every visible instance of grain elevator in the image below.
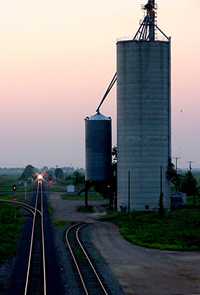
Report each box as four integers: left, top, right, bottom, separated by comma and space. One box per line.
117, 0, 171, 211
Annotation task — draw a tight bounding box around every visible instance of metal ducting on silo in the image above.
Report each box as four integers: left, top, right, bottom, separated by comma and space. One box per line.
85, 113, 112, 182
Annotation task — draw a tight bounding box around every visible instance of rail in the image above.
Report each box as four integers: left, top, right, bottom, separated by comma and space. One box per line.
24, 181, 46, 295
65, 223, 109, 295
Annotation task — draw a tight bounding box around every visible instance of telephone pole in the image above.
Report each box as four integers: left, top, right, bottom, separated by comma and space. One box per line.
188, 161, 193, 172
173, 157, 181, 173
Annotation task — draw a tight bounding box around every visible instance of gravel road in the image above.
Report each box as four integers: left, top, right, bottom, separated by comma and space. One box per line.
50, 193, 200, 295
91, 222, 200, 295
49, 193, 108, 222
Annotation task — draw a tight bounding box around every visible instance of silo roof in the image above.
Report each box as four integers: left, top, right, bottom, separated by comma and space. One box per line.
86, 112, 111, 121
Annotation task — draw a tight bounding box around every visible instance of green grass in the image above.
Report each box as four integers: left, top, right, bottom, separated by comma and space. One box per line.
48, 204, 54, 216
53, 220, 70, 229
0, 175, 32, 194
103, 209, 200, 251
193, 172, 200, 183
0, 175, 19, 190
187, 196, 200, 207
49, 182, 67, 193
0, 205, 24, 264
50, 186, 66, 193
75, 248, 85, 261
0, 192, 28, 201
0, 175, 33, 204
61, 193, 104, 201
0, 194, 13, 200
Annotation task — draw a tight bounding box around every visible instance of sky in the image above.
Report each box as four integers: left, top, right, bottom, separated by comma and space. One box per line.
0, 0, 199, 169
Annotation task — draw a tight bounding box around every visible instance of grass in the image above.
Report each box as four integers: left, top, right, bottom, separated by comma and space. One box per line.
53, 220, 70, 229
49, 182, 67, 193
0, 192, 28, 201
187, 196, 200, 207
103, 209, 200, 251
61, 193, 104, 201
48, 205, 54, 216
50, 181, 104, 201
0, 175, 32, 193
0, 204, 24, 264
0, 176, 33, 203
0, 176, 19, 192
75, 248, 85, 261
50, 186, 66, 193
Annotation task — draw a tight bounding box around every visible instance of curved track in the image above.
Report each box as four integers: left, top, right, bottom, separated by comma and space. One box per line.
0, 199, 40, 216
65, 223, 109, 295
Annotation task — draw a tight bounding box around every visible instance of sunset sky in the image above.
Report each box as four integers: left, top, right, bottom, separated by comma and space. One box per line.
0, 0, 199, 169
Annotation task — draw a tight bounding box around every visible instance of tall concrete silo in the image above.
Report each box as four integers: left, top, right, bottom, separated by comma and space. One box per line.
117, 0, 171, 211
85, 112, 112, 182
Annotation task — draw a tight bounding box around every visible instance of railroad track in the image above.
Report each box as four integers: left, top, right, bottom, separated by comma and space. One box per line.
0, 199, 40, 216
24, 180, 46, 295
65, 223, 109, 295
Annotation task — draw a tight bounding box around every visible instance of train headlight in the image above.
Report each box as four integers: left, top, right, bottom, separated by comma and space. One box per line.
37, 174, 43, 181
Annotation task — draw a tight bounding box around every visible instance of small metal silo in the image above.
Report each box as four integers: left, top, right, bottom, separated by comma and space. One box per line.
85, 112, 112, 182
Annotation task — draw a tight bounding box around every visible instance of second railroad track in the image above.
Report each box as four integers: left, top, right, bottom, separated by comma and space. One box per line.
65, 223, 109, 295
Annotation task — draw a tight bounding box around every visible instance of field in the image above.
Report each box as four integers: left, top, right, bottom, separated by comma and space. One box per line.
0, 175, 32, 201
0, 205, 24, 264
104, 209, 200, 251
0, 176, 29, 264
61, 193, 104, 201
187, 195, 200, 206
49, 183, 67, 193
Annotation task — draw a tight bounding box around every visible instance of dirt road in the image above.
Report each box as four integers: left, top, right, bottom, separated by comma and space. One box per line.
50, 193, 200, 295
91, 222, 200, 295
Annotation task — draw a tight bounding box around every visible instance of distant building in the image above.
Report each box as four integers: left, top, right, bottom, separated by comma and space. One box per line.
171, 192, 187, 209
67, 185, 75, 193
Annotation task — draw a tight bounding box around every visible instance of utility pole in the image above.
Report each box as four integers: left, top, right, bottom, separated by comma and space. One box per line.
24, 181, 27, 201
159, 166, 164, 216
188, 161, 193, 172
128, 170, 131, 213
173, 157, 180, 192
160, 166, 163, 196
173, 157, 181, 173
85, 181, 89, 208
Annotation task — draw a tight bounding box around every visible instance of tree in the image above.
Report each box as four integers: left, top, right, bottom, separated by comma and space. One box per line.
167, 159, 183, 192
181, 171, 199, 197
73, 171, 85, 186
55, 168, 64, 180
20, 165, 35, 180
159, 192, 165, 217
